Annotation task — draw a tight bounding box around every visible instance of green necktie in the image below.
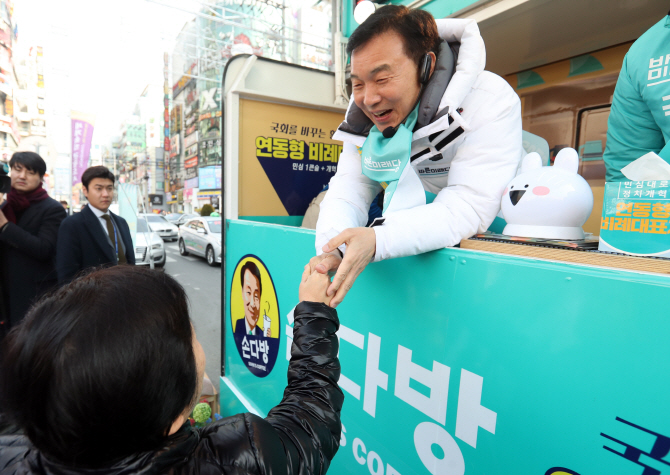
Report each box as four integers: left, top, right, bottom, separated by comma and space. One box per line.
101, 214, 127, 265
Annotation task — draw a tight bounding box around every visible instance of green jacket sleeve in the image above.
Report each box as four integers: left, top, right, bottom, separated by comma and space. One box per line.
603, 53, 666, 182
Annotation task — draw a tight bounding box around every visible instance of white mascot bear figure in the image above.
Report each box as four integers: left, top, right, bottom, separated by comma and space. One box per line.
501, 148, 594, 240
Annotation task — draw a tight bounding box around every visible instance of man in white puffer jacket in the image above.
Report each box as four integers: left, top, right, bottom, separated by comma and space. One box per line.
308, 6, 523, 307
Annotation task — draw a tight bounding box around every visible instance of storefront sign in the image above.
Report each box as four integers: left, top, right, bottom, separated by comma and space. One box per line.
185, 144, 198, 159
198, 137, 221, 167
185, 83, 199, 120
170, 135, 180, 158
172, 63, 196, 99
198, 166, 221, 190
199, 87, 220, 113
185, 156, 198, 169
184, 131, 198, 149
184, 177, 199, 189
197, 190, 220, 199
170, 104, 183, 134
185, 166, 197, 180
149, 194, 163, 206
171, 104, 182, 133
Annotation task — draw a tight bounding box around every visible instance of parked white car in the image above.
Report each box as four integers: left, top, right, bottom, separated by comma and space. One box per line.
135, 218, 166, 267
139, 213, 179, 241
178, 216, 222, 266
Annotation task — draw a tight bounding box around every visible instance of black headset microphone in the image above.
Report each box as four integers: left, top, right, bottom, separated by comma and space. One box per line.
381, 53, 433, 139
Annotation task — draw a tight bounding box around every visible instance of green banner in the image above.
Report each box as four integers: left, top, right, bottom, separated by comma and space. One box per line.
222, 220, 670, 475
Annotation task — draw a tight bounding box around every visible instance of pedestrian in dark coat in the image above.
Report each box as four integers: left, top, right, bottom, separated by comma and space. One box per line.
0, 152, 66, 332
56, 166, 135, 284
0, 265, 343, 474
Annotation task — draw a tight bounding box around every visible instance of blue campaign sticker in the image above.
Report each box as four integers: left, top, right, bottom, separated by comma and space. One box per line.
230, 255, 281, 377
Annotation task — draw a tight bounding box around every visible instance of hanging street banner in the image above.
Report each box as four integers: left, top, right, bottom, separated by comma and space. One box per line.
70, 111, 95, 185
164, 52, 171, 188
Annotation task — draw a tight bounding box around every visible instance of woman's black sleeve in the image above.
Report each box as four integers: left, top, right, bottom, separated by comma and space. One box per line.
263, 301, 344, 475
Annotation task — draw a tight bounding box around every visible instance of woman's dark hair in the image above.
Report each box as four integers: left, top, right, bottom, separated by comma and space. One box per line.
346, 5, 442, 68
81, 165, 115, 189
0, 266, 197, 467
9, 151, 47, 178
240, 260, 262, 295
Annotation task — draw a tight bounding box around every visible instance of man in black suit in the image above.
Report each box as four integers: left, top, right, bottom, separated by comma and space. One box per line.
0, 152, 66, 331
56, 166, 135, 285
233, 261, 266, 337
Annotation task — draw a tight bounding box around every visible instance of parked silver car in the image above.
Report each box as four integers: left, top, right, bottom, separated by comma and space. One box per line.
178, 216, 222, 266
140, 213, 179, 241
135, 218, 166, 267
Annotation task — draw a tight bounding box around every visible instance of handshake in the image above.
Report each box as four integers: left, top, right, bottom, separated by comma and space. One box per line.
299, 263, 333, 306
302, 226, 378, 308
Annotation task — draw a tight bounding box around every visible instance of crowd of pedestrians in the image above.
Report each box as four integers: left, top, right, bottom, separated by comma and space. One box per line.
0, 153, 134, 338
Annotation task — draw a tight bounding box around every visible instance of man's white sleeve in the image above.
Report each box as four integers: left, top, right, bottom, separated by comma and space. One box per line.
315, 142, 382, 255
373, 78, 523, 261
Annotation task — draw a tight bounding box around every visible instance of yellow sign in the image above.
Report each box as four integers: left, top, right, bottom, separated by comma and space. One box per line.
238, 98, 344, 218
230, 255, 281, 377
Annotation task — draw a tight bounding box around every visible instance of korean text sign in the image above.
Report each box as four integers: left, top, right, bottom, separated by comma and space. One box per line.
238, 99, 345, 218
599, 180, 670, 256
224, 221, 670, 475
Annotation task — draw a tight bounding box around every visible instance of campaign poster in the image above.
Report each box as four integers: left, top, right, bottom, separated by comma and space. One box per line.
229, 255, 280, 378
238, 98, 344, 218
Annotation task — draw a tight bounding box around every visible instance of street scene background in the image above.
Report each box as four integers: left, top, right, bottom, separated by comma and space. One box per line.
164, 241, 221, 382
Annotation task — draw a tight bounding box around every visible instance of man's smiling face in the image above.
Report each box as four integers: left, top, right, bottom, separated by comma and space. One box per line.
350, 30, 422, 131
242, 269, 261, 330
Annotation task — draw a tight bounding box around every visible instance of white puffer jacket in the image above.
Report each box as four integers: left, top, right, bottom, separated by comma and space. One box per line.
316, 19, 523, 261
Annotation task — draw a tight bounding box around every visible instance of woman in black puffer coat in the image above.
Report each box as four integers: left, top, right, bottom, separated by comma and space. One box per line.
0, 265, 343, 474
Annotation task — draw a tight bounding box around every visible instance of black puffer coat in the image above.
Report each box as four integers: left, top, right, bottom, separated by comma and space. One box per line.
0, 302, 343, 475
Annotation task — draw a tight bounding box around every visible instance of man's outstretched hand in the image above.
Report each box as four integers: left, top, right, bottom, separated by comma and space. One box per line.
309, 227, 375, 308
299, 264, 333, 306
